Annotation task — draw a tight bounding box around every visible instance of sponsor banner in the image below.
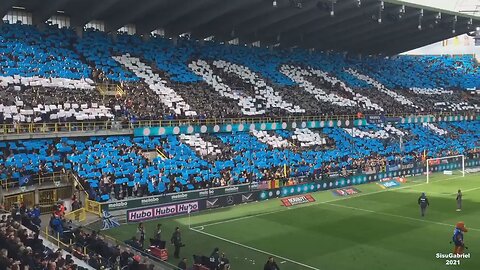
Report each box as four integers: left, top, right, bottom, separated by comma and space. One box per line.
384, 116, 401, 123
104, 183, 251, 211
127, 201, 200, 222
240, 192, 256, 203
134, 114, 472, 137
377, 180, 401, 189
281, 195, 315, 207
258, 189, 281, 201
379, 177, 393, 182
107, 159, 480, 212
366, 115, 385, 124
465, 166, 480, 173
204, 192, 259, 209
402, 163, 415, 169
134, 120, 367, 137
332, 187, 361, 197
443, 170, 453, 175
328, 172, 340, 178
379, 177, 406, 183
251, 181, 270, 190
387, 165, 400, 172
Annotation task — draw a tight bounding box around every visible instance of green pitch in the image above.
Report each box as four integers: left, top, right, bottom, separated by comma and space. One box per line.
104, 172, 480, 270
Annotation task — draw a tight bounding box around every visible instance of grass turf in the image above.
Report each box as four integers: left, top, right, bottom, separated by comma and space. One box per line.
103, 172, 480, 270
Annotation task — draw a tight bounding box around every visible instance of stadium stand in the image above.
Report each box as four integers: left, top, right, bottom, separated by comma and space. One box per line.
2, 121, 479, 202
0, 24, 480, 127
0, 207, 93, 270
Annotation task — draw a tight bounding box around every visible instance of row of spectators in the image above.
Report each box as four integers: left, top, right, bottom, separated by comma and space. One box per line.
42, 201, 157, 270
0, 203, 89, 270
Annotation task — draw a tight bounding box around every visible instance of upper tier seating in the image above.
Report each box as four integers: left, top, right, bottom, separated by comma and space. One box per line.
0, 24, 479, 124
0, 24, 90, 79
1, 121, 479, 202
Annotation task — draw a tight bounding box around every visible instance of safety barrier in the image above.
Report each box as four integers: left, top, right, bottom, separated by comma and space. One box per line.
85, 199, 102, 217
1, 171, 70, 192
65, 208, 87, 222
0, 112, 476, 135
42, 227, 88, 258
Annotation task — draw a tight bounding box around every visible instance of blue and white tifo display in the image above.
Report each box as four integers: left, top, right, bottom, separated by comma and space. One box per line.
0, 23, 480, 126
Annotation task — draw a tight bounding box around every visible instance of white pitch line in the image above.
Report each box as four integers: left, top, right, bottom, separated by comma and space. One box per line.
324, 202, 480, 232
409, 185, 480, 196
190, 227, 321, 270
456, 186, 480, 194
193, 175, 471, 229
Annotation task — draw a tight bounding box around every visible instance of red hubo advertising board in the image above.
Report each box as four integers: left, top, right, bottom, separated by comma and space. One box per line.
281, 194, 316, 207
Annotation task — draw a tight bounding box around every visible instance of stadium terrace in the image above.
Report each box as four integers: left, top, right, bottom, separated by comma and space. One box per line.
1, 0, 480, 270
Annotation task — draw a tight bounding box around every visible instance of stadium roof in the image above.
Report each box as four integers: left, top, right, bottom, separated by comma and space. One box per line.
3, 0, 480, 55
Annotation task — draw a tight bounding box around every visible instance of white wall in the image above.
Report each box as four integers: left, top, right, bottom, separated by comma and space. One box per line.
398, 0, 480, 16
402, 34, 480, 55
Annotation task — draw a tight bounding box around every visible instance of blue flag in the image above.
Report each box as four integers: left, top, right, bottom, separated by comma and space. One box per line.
19, 175, 31, 186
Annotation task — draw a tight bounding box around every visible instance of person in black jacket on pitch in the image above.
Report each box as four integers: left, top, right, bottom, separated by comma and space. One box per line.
418, 192, 430, 217
177, 258, 187, 270
264, 256, 280, 270
170, 227, 185, 258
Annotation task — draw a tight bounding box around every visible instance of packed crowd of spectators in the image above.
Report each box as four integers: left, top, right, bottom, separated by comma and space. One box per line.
43, 201, 156, 270
2, 23, 480, 128
2, 63, 480, 126
0, 202, 89, 270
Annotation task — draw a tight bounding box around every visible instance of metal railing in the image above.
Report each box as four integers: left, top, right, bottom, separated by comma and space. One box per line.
0, 121, 129, 135
85, 199, 102, 217
41, 227, 87, 256
1, 171, 70, 192
70, 172, 102, 217
64, 208, 87, 222
1, 112, 476, 135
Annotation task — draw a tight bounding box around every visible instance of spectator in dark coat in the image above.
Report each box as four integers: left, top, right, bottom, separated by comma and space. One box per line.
264, 256, 280, 270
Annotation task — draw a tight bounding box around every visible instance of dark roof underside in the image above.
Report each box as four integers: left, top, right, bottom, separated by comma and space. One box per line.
3, 0, 480, 55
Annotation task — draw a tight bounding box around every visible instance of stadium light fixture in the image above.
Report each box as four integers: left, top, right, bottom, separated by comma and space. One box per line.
467, 18, 473, 30
398, 5, 405, 19
273, 0, 277, 7
377, 1, 384, 24
356, 0, 361, 7
452, 15, 457, 34
434, 12, 441, 24
417, 9, 423, 30
330, 1, 335, 16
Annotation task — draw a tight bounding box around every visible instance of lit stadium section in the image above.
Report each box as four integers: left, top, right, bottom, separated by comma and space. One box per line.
1, 1, 480, 270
